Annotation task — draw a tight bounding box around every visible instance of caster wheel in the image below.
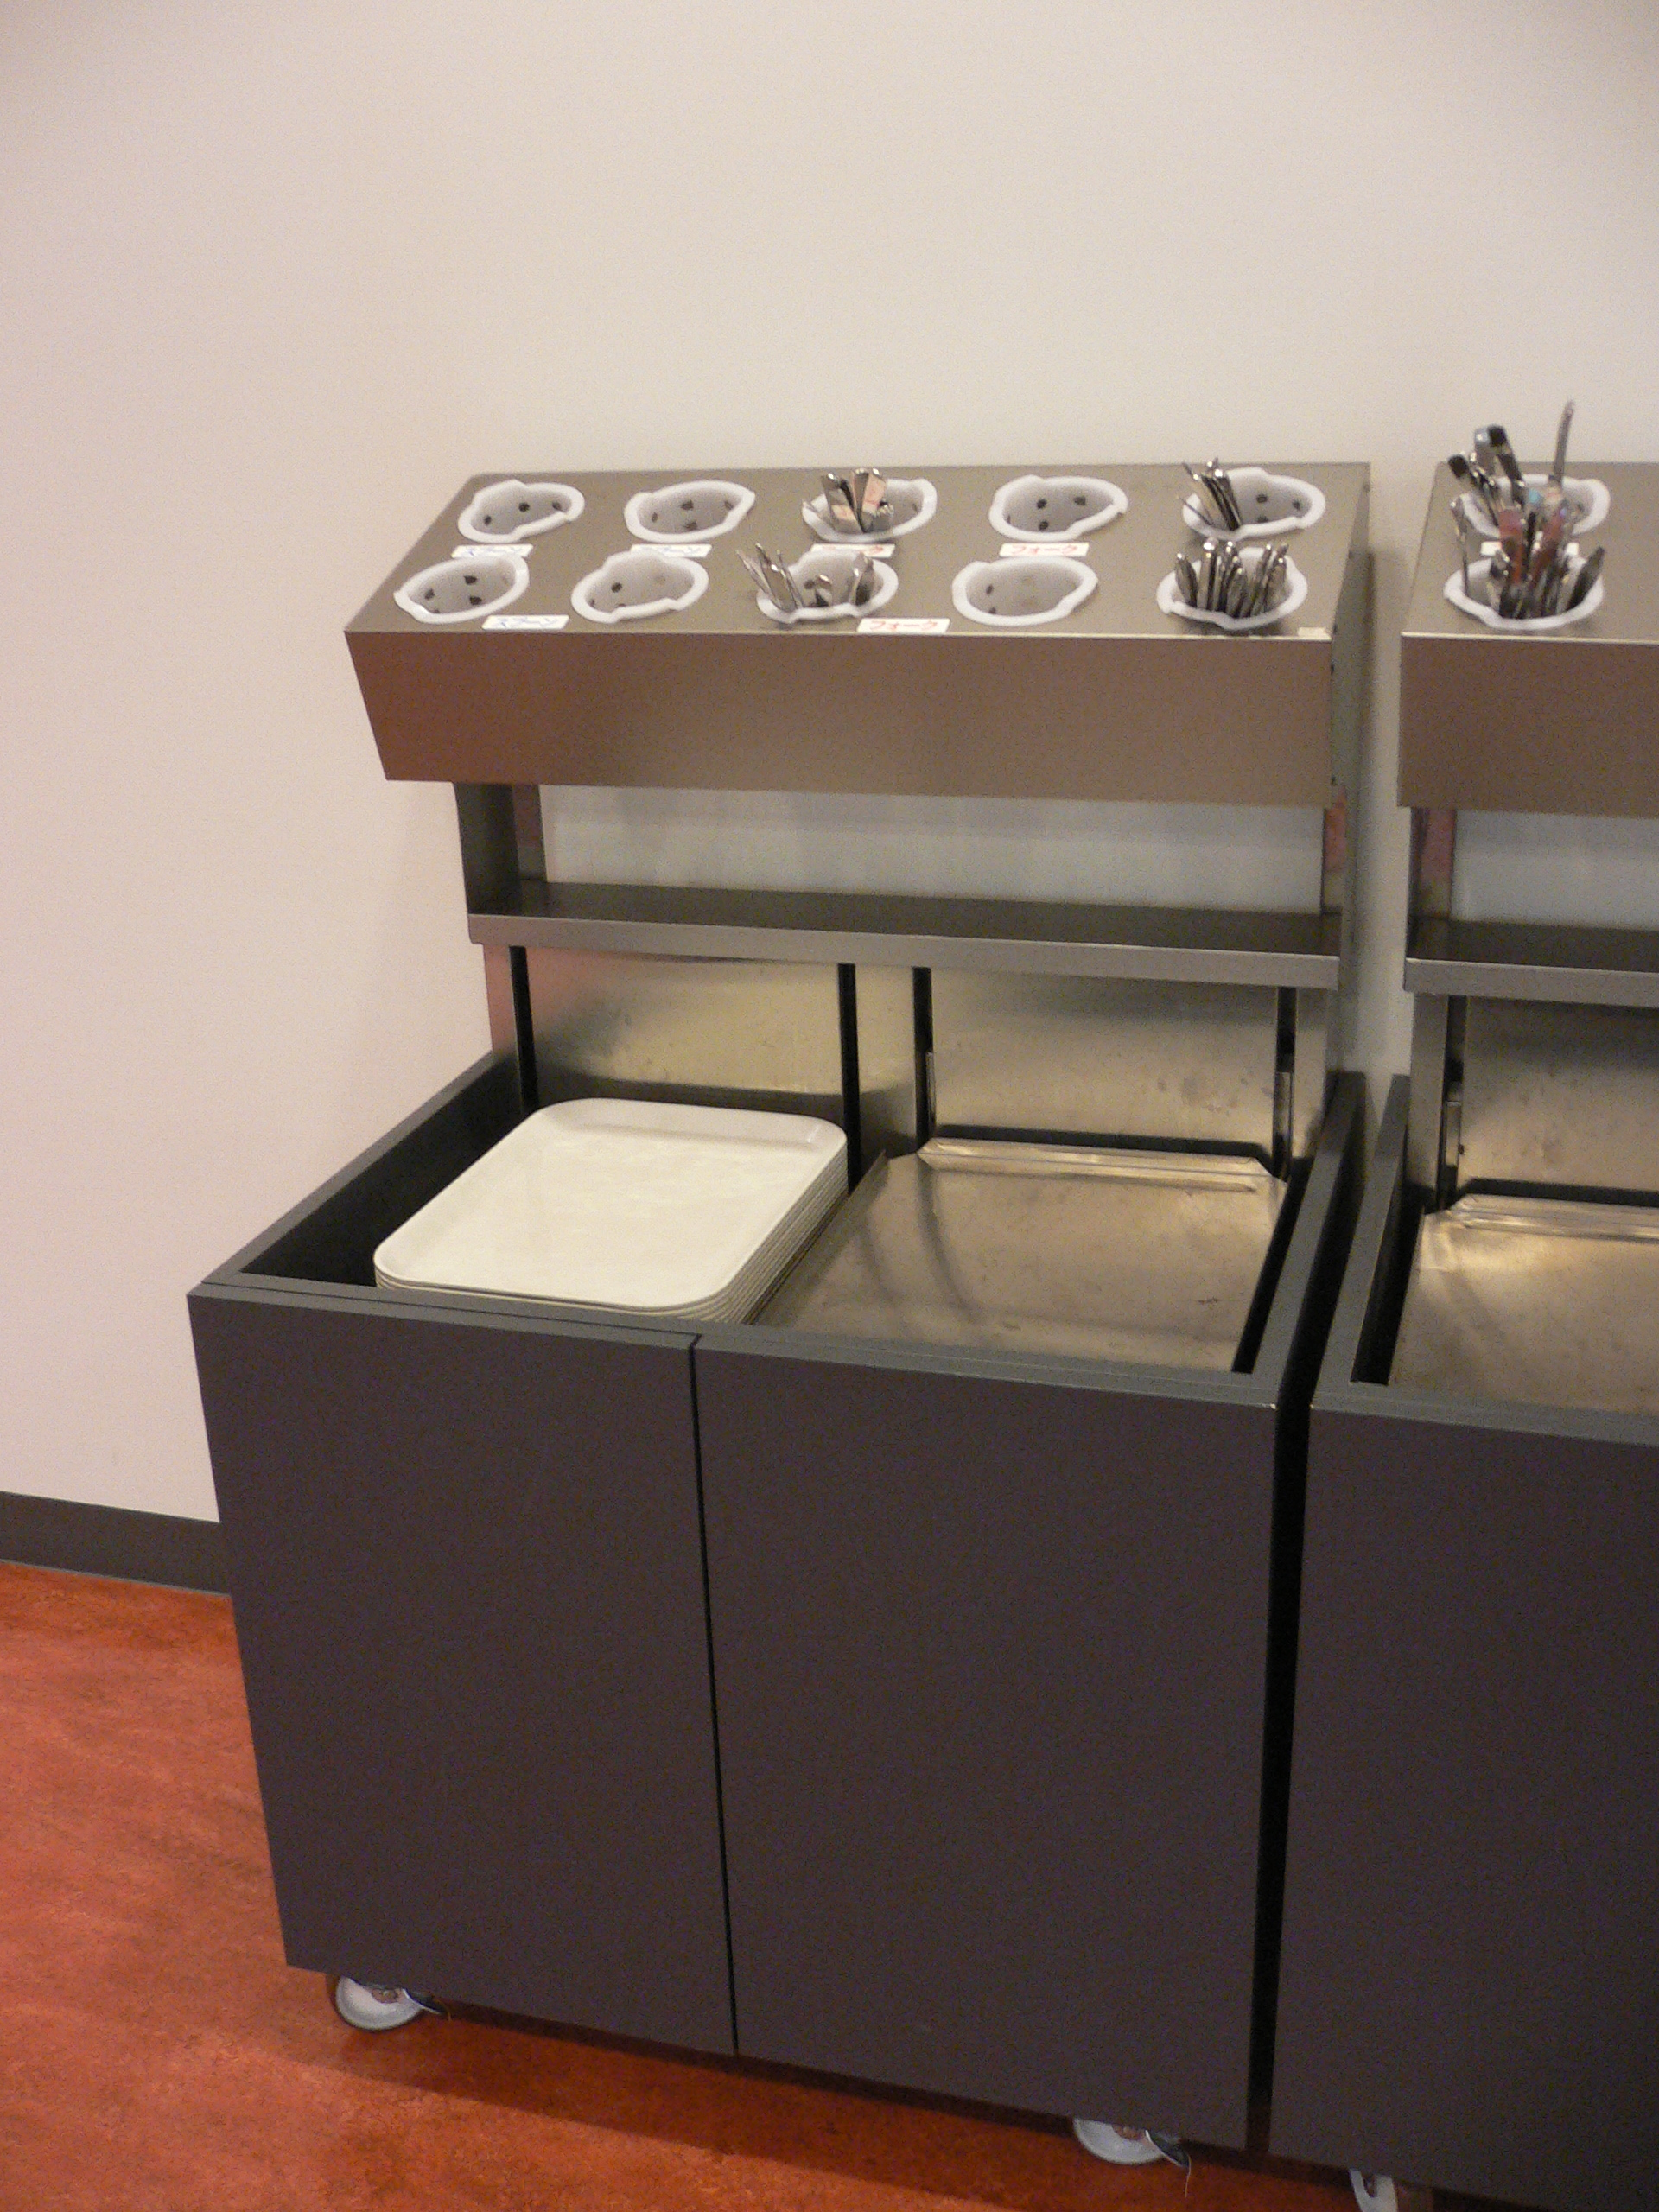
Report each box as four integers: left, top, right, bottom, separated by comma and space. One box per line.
1073, 2120, 1182, 2166
331, 1976, 425, 2031
1351, 2178, 1433, 2212
1352, 2178, 1397, 2212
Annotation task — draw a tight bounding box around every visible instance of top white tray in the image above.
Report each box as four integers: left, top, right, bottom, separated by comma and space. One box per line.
375, 1097, 846, 1316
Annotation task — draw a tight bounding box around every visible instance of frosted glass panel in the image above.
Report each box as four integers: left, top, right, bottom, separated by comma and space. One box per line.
1453, 815, 1659, 928
541, 789, 1323, 913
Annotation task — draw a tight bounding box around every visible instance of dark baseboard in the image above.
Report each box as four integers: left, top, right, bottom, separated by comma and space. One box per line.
0, 1491, 228, 1594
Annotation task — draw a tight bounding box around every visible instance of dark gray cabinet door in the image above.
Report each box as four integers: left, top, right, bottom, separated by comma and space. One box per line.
190, 1289, 733, 2054
1273, 1406, 1659, 2212
694, 1341, 1277, 2143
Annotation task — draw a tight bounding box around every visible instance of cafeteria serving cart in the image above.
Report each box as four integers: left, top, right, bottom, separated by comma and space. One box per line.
1271, 464, 1659, 2212
190, 461, 1368, 2152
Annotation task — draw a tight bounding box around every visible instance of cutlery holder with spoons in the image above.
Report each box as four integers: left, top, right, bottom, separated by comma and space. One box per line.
740, 543, 898, 625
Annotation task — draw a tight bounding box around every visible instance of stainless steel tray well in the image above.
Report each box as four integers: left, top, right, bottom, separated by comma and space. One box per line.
1392, 1192, 1659, 1415
763, 1140, 1283, 1369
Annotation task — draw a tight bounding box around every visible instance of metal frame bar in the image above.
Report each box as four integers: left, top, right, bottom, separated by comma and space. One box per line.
467, 881, 1339, 991
452, 480, 1360, 1166
1402, 803, 1659, 1206
1406, 918, 1659, 1007
455, 796, 1344, 1160
1403, 801, 1659, 1006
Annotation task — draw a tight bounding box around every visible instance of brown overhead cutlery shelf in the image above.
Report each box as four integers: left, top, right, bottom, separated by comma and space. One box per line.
349, 462, 1368, 808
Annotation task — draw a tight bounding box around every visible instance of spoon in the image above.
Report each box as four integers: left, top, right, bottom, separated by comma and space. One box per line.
744, 544, 803, 612
821, 474, 860, 533
1182, 464, 1228, 531
850, 468, 887, 531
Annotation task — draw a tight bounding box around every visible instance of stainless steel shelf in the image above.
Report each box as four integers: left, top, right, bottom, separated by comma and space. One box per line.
1404, 916, 1659, 1006
469, 880, 1339, 988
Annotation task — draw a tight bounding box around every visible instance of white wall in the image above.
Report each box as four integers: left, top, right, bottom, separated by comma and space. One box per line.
4, 2, 1657, 1521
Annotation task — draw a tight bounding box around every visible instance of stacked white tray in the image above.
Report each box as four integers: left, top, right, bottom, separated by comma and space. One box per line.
373, 1097, 847, 1324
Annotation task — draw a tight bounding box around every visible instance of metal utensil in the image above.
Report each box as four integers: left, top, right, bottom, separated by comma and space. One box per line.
1224, 542, 1246, 611
1266, 543, 1291, 612
1544, 545, 1574, 617
1471, 429, 1503, 499
1226, 541, 1247, 607
1448, 452, 1503, 530
744, 544, 803, 613
1173, 548, 1201, 606
1495, 509, 1529, 617
1567, 543, 1605, 611
1211, 539, 1235, 611
768, 550, 804, 611
1246, 546, 1268, 615
1455, 407, 1599, 619
1238, 552, 1259, 619
1451, 500, 1472, 596
1486, 425, 1527, 503
1248, 545, 1274, 617
1209, 462, 1245, 532
822, 474, 860, 534
1198, 537, 1218, 609
850, 467, 888, 532
1524, 501, 1570, 616
1182, 463, 1228, 531
1226, 556, 1251, 620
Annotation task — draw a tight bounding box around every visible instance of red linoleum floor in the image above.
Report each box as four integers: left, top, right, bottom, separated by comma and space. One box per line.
0, 1559, 1418, 2212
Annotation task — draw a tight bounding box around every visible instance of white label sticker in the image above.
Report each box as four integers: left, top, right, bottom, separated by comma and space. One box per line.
843, 541, 896, 557
999, 540, 1090, 560
857, 616, 950, 634
483, 613, 568, 631
452, 546, 529, 562
632, 541, 712, 558
1296, 626, 1330, 640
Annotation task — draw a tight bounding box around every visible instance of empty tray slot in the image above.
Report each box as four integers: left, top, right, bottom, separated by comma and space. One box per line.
760, 1138, 1285, 1368
1392, 1192, 1659, 1414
